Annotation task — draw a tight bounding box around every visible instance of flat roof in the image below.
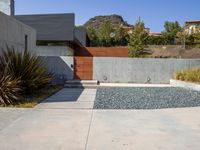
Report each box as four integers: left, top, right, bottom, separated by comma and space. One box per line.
185, 20, 200, 23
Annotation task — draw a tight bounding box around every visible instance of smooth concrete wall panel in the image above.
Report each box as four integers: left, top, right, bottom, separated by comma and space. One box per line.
75, 27, 87, 46
40, 56, 74, 84
189, 59, 200, 68
0, 12, 36, 54
114, 58, 131, 83
20, 24, 36, 51
0, 13, 7, 40
7, 16, 21, 44
93, 58, 200, 84
35, 46, 73, 56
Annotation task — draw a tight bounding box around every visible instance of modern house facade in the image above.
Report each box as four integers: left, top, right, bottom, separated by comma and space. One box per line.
0, 0, 36, 54
15, 13, 90, 56
0, 0, 90, 83
15, 14, 90, 47
0, 11, 36, 54
15, 13, 91, 82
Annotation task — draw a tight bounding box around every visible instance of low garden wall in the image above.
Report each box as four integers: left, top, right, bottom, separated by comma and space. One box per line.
40, 56, 74, 84
93, 58, 200, 84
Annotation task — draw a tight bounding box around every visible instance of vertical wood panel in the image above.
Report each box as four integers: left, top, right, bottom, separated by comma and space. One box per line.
74, 57, 93, 80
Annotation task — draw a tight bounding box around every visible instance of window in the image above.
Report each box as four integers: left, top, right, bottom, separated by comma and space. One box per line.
25, 35, 28, 51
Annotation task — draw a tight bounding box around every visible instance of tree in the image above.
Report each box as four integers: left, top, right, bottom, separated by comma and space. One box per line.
176, 29, 192, 46
176, 27, 200, 47
162, 21, 182, 44
98, 21, 114, 47
147, 35, 166, 45
193, 27, 200, 47
128, 18, 149, 57
87, 25, 98, 46
114, 25, 129, 46
86, 21, 130, 47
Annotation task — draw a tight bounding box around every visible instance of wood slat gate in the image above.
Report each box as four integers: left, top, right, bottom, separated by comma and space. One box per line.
74, 57, 93, 80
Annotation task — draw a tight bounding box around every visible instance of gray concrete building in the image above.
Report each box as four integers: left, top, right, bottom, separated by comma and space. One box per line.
0, 0, 15, 16
15, 13, 90, 48
0, 1, 90, 82
75, 26, 90, 47
15, 14, 75, 42
0, 11, 36, 54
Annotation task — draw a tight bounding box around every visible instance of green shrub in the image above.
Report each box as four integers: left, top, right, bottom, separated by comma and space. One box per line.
0, 70, 21, 105
128, 18, 149, 57
174, 68, 200, 83
1, 48, 52, 93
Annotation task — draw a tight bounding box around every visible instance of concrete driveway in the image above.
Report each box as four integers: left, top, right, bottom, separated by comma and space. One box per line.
0, 88, 200, 150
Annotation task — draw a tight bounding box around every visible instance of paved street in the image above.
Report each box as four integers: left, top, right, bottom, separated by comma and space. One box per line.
0, 88, 200, 150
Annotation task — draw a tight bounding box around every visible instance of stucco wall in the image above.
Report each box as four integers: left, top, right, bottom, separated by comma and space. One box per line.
93, 57, 200, 84
35, 46, 73, 56
40, 56, 74, 84
0, 11, 36, 54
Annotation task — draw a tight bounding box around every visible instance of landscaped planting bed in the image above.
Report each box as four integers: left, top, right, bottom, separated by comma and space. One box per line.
94, 87, 200, 109
0, 85, 63, 108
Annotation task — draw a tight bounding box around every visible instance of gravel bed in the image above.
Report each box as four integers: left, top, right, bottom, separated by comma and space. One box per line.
94, 87, 200, 109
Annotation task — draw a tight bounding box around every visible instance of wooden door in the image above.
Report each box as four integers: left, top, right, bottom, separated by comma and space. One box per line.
74, 57, 93, 80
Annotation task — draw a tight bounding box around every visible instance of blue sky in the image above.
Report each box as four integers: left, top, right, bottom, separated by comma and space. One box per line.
15, 0, 199, 32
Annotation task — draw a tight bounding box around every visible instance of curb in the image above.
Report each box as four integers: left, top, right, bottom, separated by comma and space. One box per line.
170, 79, 200, 91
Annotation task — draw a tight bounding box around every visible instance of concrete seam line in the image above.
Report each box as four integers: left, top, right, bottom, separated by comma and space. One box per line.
84, 109, 94, 150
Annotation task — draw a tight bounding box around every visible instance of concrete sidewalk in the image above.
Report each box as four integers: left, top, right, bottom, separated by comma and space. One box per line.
0, 88, 200, 150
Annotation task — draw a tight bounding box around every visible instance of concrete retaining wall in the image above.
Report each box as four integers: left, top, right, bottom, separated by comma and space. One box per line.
93, 58, 200, 84
35, 46, 73, 56
40, 56, 74, 84
0, 11, 36, 54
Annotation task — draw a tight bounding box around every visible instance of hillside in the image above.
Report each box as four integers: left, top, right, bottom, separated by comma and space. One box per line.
84, 14, 132, 30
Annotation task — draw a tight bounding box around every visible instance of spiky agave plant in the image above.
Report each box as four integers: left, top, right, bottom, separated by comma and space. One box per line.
0, 70, 21, 105
2, 47, 53, 93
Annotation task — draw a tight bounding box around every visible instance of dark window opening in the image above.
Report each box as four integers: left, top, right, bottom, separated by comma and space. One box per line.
25, 35, 28, 51
36, 40, 75, 49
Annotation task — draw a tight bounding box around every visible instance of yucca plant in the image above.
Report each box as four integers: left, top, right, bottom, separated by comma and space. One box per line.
0, 70, 21, 105
1, 47, 52, 93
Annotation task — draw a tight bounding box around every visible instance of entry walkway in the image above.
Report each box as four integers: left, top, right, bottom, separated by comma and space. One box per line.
36, 88, 96, 109
0, 87, 200, 150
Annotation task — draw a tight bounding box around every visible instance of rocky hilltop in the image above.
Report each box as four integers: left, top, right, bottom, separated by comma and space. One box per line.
84, 14, 132, 30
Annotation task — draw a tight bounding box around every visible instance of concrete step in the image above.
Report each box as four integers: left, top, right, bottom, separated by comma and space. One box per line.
65, 80, 99, 88
64, 84, 98, 89
65, 80, 98, 85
